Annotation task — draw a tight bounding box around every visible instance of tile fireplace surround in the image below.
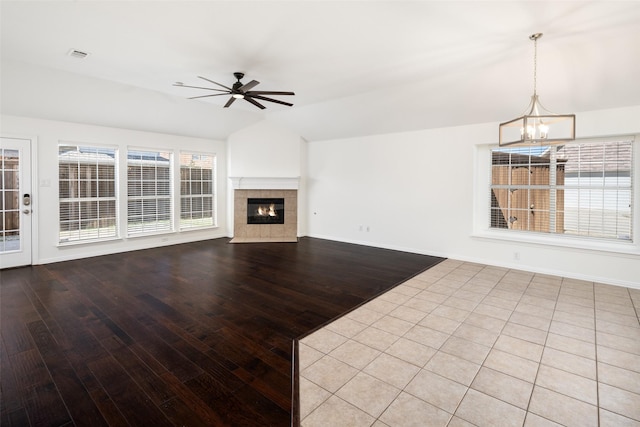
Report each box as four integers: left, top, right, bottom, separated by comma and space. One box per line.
229, 177, 299, 243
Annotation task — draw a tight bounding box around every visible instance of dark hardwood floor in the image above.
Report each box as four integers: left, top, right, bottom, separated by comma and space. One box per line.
1, 237, 444, 426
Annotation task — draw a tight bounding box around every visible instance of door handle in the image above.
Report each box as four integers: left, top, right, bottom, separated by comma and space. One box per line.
23, 209, 31, 215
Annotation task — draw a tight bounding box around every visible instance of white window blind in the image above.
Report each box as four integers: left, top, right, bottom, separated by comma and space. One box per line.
127, 150, 172, 235
490, 138, 633, 242
59, 145, 118, 243
179, 152, 216, 229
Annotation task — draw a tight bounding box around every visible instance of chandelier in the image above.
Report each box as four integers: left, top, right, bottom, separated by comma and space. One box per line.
499, 33, 575, 146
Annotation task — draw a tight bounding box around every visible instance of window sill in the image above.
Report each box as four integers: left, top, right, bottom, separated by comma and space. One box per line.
179, 225, 218, 232
472, 229, 639, 257
127, 230, 175, 239
57, 236, 122, 247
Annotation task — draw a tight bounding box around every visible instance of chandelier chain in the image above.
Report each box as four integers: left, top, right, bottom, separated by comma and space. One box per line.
529, 32, 543, 96
533, 35, 538, 96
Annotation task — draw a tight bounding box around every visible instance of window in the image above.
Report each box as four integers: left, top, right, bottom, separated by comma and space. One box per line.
490, 138, 633, 242
127, 149, 172, 235
1, 148, 20, 251
179, 152, 216, 229
59, 145, 118, 242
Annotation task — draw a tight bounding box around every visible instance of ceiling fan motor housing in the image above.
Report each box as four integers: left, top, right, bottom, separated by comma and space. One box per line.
232, 72, 245, 95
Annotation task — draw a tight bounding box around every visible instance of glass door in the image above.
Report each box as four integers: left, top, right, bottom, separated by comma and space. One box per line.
0, 137, 32, 268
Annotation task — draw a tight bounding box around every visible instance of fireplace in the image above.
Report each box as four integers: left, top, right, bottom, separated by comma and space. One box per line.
229, 177, 299, 243
247, 198, 285, 224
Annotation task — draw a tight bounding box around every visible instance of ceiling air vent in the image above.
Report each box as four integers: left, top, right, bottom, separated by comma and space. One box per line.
67, 49, 90, 59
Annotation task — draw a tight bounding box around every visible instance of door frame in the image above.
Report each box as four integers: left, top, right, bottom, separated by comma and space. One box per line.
1, 134, 39, 267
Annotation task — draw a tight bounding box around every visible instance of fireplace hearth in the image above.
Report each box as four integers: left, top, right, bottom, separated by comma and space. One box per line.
247, 198, 285, 224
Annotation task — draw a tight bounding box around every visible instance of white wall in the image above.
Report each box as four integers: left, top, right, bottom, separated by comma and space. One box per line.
1, 114, 228, 264
226, 119, 307, 236
4, 106, 639, 287
307, 105, 640, 288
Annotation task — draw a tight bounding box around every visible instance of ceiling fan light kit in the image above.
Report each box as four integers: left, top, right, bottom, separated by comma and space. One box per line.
174, 72, 294, 110
499, 33, 576, 147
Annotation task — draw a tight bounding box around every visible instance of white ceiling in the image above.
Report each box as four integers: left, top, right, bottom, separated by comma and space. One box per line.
2, 1, 640, 141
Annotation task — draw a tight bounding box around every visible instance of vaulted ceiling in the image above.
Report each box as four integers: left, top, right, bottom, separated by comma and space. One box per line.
2, 1, 639, 141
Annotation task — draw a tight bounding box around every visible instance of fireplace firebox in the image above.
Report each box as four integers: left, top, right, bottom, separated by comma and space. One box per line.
247, 198, 285, 224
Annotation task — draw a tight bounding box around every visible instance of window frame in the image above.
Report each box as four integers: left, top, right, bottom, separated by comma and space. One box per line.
473, 135, 639, 255
179, 151, 217, 231
126, 148, 174, 237
57, 142, 119, 245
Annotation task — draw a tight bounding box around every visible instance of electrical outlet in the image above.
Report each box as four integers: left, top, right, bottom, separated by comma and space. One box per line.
513, 251, 520, 260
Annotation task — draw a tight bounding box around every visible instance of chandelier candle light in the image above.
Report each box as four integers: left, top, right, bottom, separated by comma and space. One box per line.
499, 33, 576, 146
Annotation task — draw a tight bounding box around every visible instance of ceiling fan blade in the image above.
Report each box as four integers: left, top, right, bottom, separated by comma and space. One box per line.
246, 91, 295, 96
180, 74, 292, 109
239, 80, 260, 92
174, 83, 229, 92
198, 76, 232, 91
188, 93, 229, 100
248, 94, 293, 107
244, 96, 266, 110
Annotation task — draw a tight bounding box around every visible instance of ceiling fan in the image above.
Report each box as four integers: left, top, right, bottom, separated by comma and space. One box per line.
174, 72, 294, 110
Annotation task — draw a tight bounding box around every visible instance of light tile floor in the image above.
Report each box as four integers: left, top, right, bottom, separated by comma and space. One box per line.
298, 259, 640, 427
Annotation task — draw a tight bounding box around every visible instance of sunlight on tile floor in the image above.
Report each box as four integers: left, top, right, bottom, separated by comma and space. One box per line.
298, 259, 640, 427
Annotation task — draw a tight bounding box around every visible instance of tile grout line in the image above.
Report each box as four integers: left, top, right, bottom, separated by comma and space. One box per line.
410, 263, 490, 426
456, 266, 540, 426
440, 264, 511, 426
300, 263, 640, 426
628, 286, 640, 326
593, 279, 601, 427
301, 262, 462, 424
521, 274, 563, 426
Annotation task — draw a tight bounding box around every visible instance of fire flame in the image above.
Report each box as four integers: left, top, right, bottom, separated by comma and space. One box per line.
257, 204, 277, 217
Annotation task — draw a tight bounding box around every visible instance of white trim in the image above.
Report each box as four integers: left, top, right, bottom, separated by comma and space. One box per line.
471, 229, 639, 257
31, 136, 39, 265
57, 236, 122, 247
229, 176, 300, 190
